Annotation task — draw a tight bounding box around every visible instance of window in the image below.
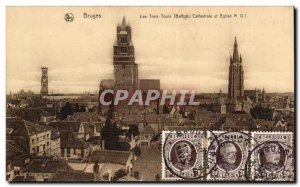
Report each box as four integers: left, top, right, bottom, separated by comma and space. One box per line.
67, 148, 70, 157
37, 137, 39, 142
43, 144, 46, 150
32, 139, 35, 144
74, 148, 76, 154
43, 135, 45, 140
120, 47, 127, 53
37, 146, 40, 153
121, 37, 127, 43
32, 148, 35, 153
47, 142, 49, 147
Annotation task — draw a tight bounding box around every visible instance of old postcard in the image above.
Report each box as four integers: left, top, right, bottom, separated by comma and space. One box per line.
6, 6, 295, 182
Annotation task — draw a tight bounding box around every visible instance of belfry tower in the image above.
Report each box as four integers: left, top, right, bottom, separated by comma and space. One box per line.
113, 16, 138, 92
40, 67, 48, 95
228, 37, 244, 99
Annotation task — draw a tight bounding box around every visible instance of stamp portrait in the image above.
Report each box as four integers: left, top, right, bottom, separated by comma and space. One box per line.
250, 132, 294, 181
207, 131, 252, 181
162, 130, 205, 180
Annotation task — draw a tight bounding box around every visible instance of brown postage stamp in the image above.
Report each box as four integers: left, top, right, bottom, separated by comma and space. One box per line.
207, 131, 252, 181
162, 130, 205, 180
250, 132, 294, 181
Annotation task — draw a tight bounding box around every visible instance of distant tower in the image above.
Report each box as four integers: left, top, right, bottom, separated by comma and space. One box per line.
262, 88, 266, 102
113, 16, 138, 92
40, 67, 48, 95
228, 37, 244, 99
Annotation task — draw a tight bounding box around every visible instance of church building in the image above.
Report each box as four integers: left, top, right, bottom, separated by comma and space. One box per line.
100, 17, 160, 93
228, 37, 244, 99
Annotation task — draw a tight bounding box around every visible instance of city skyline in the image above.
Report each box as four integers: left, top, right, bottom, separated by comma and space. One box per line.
7, 7, 294, 94
6, 7, 295, 183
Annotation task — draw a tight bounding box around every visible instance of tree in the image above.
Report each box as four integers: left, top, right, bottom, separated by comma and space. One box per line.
112, 169, 127, 181
74, 103, 80, 112
250, 105, 273, 120
132, 146, 141, 157
163, 104, 170, 114
127, 124, 139, 138
60, 102, 74, 120
101, 117, 119, 150
79, 105, 86, 112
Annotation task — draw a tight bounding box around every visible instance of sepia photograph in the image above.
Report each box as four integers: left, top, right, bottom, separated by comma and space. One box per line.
6, 6, 295, 182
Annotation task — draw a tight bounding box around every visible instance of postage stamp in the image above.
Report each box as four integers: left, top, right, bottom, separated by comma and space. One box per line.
162, 130, 294, 181
250, 131, 294, 181
207, 131, 253, 181
162, 130, 205, 180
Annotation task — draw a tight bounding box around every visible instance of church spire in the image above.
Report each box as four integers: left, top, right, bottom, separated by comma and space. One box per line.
121, 16, 127, 26
228, 36, 244, 99
233, 36, 240, 63
234, 36, 238, 45
240, 54, 242, 63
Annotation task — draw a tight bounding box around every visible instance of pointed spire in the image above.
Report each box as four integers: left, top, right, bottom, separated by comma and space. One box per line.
233, 36, 240, 63
234, 36, 238, 46
121, 16, 127, 26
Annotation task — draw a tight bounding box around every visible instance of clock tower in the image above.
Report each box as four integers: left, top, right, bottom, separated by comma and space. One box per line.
113, 17, 138, 92
41, 67, 48, 95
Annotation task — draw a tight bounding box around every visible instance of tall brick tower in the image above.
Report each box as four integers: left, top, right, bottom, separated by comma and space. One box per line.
40, 67, 48, 95
113, 16, 138, 92
228, 37, 244, 99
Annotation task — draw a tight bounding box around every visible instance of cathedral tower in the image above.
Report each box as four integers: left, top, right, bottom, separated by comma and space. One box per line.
113, 17, 138, 92
228, 37, 244, 99
40, 67, 48, 95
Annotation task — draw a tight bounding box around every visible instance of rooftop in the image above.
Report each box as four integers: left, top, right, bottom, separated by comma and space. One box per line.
24, 159, 72, 173
91, 150, 131, 165
50, 170, 99, 182
11, 120, 50, 136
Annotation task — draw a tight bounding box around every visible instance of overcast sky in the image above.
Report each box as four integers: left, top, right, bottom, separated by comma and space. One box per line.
7, 7, 294, 94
